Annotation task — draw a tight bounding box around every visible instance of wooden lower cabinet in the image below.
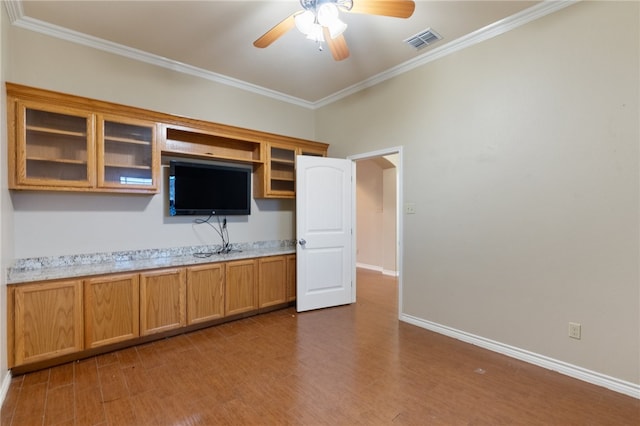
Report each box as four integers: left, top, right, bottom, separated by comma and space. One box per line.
84, 273, 139, 348
8, 254, 295, 370
286, 254, 296, 302
258, 256, 287, 308
186, 263, 225, 325
11, 279, 83, 367
139, 268, 186, 336
225, 259, 258, 316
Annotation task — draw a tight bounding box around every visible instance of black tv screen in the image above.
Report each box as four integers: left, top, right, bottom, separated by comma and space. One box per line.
169, 160, 251, 216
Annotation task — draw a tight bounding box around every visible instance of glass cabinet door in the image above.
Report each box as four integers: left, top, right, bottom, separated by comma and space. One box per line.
257, 144, 327, 198
17, 102, 95, 188
97, 115, 157, 191
268, 145, 296, 194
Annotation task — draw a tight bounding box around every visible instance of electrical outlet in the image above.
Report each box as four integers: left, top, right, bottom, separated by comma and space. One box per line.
568, 322, 581, 340
404, 203, 416, 214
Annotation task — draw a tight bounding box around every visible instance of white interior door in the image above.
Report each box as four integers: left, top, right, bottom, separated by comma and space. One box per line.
296, 155, 355, 312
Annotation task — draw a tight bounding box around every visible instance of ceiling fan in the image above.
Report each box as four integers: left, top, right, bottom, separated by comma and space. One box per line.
253, 0, 416, 61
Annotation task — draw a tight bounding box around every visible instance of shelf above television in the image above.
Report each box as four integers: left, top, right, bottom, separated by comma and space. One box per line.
162, 126, 262, 164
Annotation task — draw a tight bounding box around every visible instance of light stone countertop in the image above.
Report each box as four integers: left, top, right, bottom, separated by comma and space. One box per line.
7, 241, 296, 285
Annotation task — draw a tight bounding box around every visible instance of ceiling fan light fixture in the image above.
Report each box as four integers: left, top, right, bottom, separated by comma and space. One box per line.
317, 3, 338, 25
295, 10, 325, 42
307, 24, 325, 42
294, 10, 315, 35
317, 3, 347, 39
295, 2, 346, 42
328, 20, 347, 39
335, 0, 354, 12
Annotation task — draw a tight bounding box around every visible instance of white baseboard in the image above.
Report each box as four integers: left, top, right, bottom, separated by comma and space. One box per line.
382, 269, 399, 277
356, 263, 382, 272
400, 313, 640, 399
356, 263, 398, 277
0, 370, 11, 409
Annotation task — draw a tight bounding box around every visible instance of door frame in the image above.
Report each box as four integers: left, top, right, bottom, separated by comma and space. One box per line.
348, 146, 403, 319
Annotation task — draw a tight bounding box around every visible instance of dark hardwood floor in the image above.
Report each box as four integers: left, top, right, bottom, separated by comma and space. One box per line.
1, 269, 638, 425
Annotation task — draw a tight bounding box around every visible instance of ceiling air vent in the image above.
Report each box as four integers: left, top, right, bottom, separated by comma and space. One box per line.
405, 28, 442, 50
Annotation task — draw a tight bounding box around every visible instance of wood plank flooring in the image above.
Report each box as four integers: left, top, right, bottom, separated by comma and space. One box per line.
1, 269, 638, 425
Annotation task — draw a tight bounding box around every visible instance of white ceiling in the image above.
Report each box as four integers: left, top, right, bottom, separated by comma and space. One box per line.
8, 1, 557, 107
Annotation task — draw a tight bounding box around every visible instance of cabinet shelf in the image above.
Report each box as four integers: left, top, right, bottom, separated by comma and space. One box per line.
271, 176, 295, 182
27, 157, 87, 166
164, 126, 262, 164
271, 158, 295, 166
104, 163, 152, 170
104, 136, 152, 146
163, 149, 264, 165
26, 125, 86, 138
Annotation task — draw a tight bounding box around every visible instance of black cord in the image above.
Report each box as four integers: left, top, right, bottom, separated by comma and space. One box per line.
193, 252, 215, 258
194, 214, 231, 255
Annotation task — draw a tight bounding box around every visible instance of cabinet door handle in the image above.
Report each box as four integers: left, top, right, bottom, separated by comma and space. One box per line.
298, 238, 307, 246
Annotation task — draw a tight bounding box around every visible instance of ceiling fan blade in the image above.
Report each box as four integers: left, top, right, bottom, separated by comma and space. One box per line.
323, 27, 350, 61
348, 0, 415, 18
253, 13, 297, 48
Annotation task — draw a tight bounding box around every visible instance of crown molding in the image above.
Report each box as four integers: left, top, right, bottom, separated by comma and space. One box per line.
4, 3, 316, 109
3, 0, 23, 22
5, 0, 576, 110
314, 0, 577, 108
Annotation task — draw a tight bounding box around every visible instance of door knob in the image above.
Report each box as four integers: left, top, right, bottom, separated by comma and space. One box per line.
298, 238, 307, 246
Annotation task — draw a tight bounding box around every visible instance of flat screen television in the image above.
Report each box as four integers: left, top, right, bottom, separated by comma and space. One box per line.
169, 160, 251, 216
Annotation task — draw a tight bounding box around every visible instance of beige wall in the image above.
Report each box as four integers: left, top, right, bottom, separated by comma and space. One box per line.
382, 161, 397, 274
318, 1, 639, 385
356, 158, 397, 274
356, 159, 384, 269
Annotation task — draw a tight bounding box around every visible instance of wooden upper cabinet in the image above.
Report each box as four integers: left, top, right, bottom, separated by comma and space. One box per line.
11, 100, 96, 189
7, 83, 159, 194
254, 143, 327, 199
265, 144, 296, 196
7, 83, 329, 198
97, 115, 159, 192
